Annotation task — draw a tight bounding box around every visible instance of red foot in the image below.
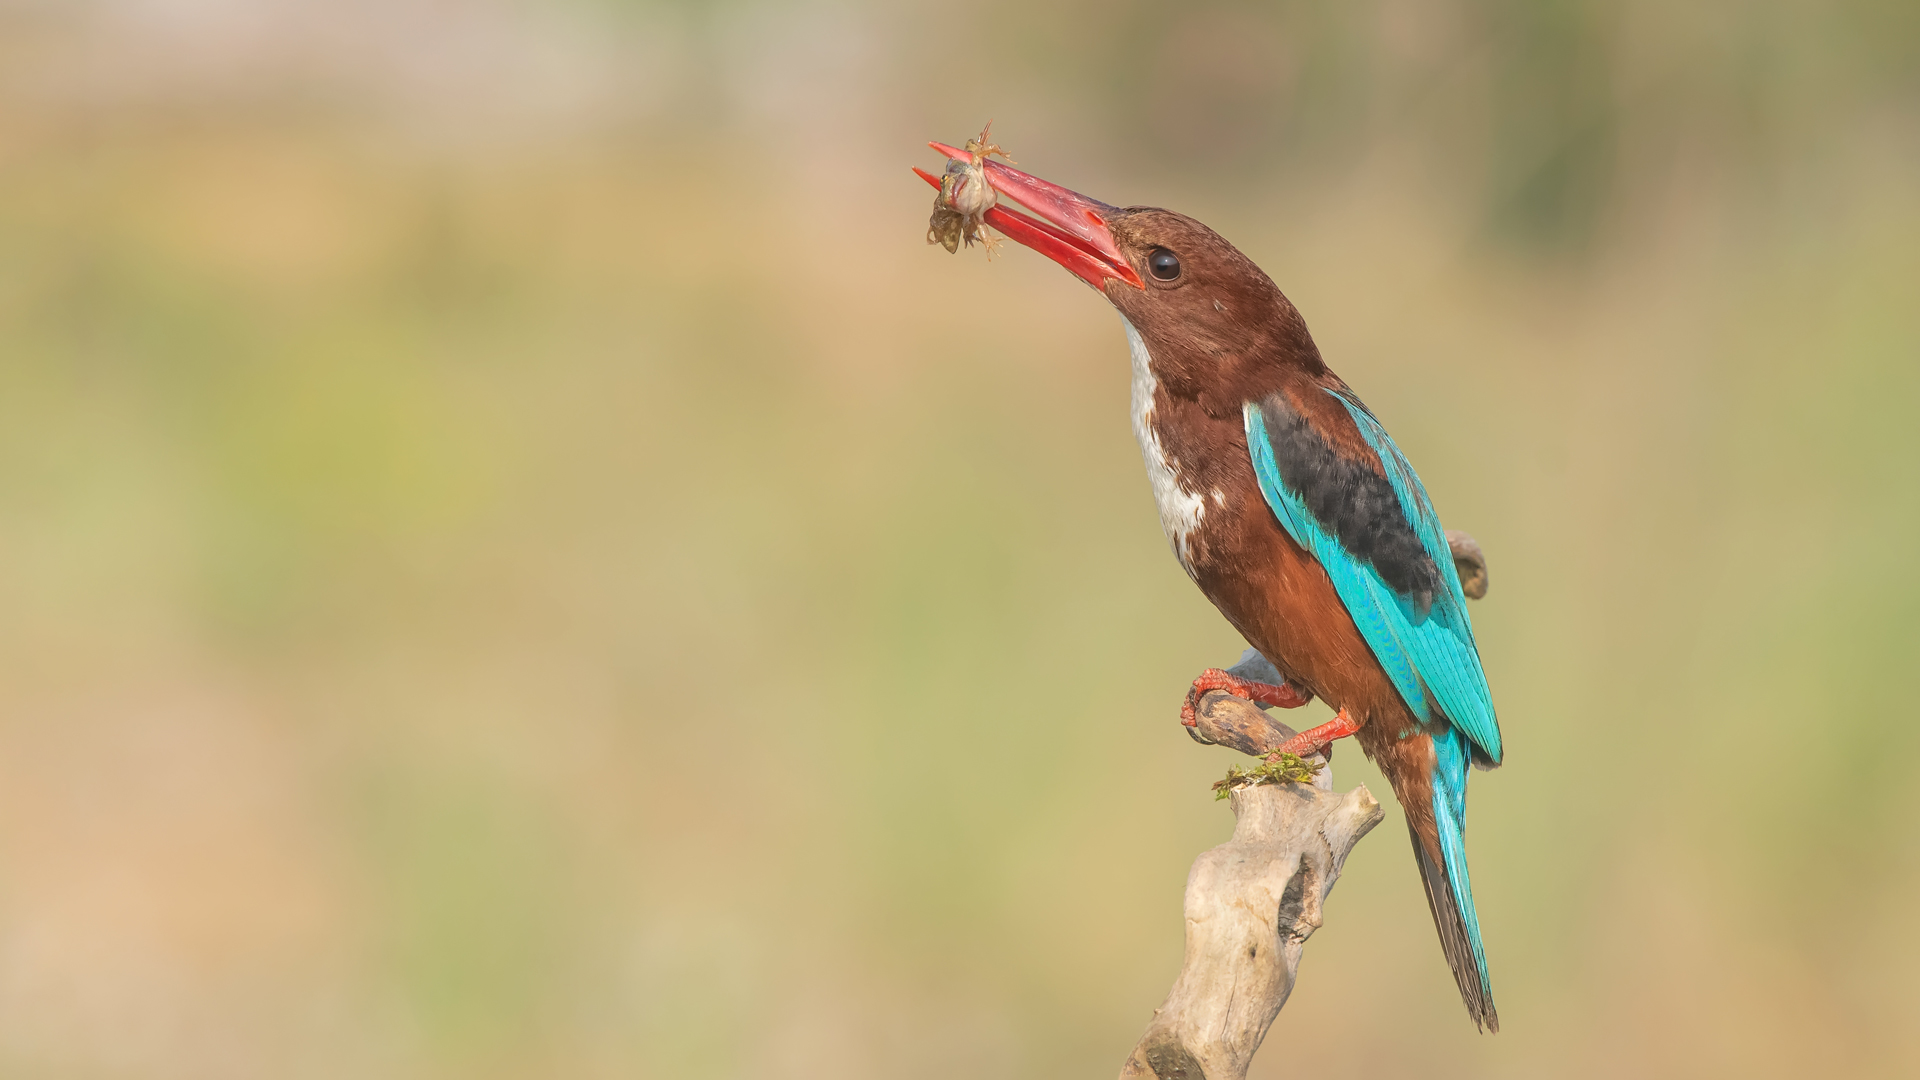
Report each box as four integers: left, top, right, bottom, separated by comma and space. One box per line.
1180, 668, 1313, 727
1273, 708, 1362, 759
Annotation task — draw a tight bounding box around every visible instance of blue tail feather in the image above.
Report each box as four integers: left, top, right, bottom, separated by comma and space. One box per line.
1421, 727, 1498, 1031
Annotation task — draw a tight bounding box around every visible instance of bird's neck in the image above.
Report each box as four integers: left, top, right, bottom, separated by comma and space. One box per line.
1118, 311, 1354, 569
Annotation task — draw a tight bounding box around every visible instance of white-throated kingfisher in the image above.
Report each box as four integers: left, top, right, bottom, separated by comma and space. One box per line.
916, 143, 1504, 1032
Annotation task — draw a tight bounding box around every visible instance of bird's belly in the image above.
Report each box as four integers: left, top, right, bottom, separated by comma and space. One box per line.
1189, 504, 1409, 727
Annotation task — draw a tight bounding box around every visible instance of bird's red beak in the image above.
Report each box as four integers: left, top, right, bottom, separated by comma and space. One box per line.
915, 142, 1145, 291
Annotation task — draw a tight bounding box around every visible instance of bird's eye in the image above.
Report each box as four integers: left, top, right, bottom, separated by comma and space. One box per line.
1148, 247, 1181, 281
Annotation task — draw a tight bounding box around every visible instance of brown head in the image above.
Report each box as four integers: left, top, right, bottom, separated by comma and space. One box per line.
1103, 207, 1325, 408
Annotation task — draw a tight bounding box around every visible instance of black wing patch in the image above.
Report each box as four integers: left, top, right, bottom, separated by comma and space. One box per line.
1256, 395, 1441, 613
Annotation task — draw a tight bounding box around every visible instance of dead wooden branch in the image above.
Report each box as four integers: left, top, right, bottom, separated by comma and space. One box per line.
1121, 681, 1385, 1080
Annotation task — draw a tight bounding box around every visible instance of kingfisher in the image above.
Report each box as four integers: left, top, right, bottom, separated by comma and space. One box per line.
916, 144, 1504, 1032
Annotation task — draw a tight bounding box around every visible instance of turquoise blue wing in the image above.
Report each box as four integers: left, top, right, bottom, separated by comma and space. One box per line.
1244, 392, 1501, 763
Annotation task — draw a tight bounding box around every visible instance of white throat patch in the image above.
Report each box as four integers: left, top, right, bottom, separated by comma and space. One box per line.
1121, 315, 1208, 572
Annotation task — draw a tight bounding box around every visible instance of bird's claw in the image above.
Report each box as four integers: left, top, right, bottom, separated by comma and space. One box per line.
1180, 667, 1312, 727
1270, 707, 1363, 759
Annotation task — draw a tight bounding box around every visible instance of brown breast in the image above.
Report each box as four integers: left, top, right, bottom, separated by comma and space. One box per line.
1145, 381, 1412, 735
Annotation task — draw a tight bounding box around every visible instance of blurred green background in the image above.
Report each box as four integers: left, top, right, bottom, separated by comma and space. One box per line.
1, 1, 1917, 1077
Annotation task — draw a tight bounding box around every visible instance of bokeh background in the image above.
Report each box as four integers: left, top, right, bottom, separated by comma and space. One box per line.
2, 1, 1917, 1077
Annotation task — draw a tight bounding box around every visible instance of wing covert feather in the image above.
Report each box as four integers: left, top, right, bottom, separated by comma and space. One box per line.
1245, 395, 1501, 763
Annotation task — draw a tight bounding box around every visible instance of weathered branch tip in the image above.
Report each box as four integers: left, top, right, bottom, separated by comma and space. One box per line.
1122, 687, 1384, 1080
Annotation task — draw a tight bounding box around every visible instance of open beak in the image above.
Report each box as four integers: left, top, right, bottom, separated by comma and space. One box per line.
915, 142, 1145, 291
